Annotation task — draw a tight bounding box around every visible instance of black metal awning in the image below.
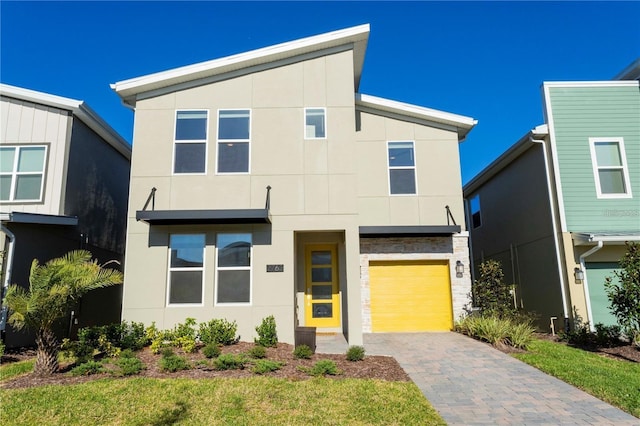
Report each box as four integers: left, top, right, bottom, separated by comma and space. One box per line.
1, 212, 78, 226
359, 225, 461, 238
136, 209, 271, 225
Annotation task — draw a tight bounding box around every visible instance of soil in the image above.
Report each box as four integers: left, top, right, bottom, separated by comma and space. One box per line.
1, 342, 410, 389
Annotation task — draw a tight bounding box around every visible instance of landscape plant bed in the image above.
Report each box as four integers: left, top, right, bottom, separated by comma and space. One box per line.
1, 341, 409, 389
532, 333, 640, 364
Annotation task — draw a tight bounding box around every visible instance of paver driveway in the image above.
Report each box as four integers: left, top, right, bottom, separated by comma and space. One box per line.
363, 332, 638, 425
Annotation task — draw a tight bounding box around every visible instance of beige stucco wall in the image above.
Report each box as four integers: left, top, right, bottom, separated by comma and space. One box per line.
0, 96, 71, 215
355, 110, 466, 228
123, 50, 364, 344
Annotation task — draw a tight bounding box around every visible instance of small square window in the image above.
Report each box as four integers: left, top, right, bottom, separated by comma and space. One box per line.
305, 108, 326, 139
0, 145, 47, 202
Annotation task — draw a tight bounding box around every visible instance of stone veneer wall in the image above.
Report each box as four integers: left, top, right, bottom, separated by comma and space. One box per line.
359, 233, 471, 333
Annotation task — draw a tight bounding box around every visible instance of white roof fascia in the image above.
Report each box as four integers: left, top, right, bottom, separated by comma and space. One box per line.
543, 81, 638, 88
0, 84, 131, 160
572, 232, 640, 245
112, 24, 370, 105
355, 93, 477, 141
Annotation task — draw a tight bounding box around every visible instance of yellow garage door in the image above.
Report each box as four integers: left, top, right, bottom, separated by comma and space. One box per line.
370, 260, 453, 332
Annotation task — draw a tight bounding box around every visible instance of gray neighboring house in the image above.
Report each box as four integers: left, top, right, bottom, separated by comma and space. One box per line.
1, 84, 131, 348
463, 59, 640, 332
112, 24, 477, 346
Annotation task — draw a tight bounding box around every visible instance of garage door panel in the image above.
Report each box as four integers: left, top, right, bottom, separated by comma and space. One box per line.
370, 260, 453, 332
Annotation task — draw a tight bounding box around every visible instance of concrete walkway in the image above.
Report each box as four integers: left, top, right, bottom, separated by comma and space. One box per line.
358, 332, 638, 425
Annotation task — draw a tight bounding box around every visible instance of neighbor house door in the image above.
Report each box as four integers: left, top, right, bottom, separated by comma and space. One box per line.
305, 244, 340, 327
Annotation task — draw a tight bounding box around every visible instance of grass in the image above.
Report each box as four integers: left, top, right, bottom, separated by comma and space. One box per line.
0, 360, 34, 382
513, 339, 640, 418
0, 377, 445, 425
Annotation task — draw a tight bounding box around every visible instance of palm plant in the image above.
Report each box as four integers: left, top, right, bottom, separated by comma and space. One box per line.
3, 250, 123, 375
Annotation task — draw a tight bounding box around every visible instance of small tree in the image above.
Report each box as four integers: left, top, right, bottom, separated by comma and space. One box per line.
3, 250, 123, 375
605, 242, 640, 346
473, 259, 515, 318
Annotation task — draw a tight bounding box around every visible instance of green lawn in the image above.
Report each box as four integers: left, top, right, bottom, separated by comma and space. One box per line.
513, 339, 640, 418
0, 360, 35, 382
0, 376, 445, 425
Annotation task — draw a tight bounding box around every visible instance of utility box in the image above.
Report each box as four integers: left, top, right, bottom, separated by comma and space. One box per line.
294, 327, 317, 352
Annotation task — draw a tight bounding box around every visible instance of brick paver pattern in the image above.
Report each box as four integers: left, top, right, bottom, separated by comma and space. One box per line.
318, 332, 639, 425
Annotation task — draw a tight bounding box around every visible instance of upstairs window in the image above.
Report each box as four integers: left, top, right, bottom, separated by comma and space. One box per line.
216, 233, 252, 304
470, 195, 482, 228
174, 110, 208, 174
388, 141, 417, 195
305, 108, 326, 139
0, 145, 47, 202
589, 138, 632, 198
168, 234, 205, 305
217, 109, 250, 173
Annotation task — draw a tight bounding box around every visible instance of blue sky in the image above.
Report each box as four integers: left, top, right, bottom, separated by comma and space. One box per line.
2, 1, 638, 183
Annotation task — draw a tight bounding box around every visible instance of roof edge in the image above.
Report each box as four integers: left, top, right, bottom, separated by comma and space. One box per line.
355, 93, 477, 141
0, 84, 131, 159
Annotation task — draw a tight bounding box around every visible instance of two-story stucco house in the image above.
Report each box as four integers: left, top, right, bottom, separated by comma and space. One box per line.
463, 58, 640, 332
112, 24, 477, 345
1, 84, 131, 348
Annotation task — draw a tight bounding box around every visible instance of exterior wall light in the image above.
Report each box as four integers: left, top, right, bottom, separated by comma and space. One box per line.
574, 267, 584, 284
455, 260, 464, 278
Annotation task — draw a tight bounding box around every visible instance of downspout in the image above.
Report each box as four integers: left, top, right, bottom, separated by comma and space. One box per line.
579, 240, 604, 332
530, 137, 570, 330
0, 224, 16, 334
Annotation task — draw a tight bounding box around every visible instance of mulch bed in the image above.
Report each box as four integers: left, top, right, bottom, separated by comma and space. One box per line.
532, 332, 640, 363
1, 342, 410, 389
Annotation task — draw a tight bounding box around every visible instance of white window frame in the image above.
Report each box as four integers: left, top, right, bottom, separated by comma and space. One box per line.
387, 141, 418, 196
215, 233, 252, 306
470, 194, 482, 229
167, 234, 206, 307
0, 144, 48, 203
172, 109, 209, 176
304, 107, 327, 139
588, 137, 632, 199
216, 109, 251, 175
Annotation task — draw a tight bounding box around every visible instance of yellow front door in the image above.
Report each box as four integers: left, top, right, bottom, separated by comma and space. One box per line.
305, 244, 340, 327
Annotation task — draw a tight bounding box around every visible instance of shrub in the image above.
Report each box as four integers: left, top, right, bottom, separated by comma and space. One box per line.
0, 340, 5, 359
159, 351, 190, 373
293, 344, 313, 359
308, 359, 339, 376
70, 360, 105, 376
202, 343, 221, 359
594, 323, 622, 348
456, 315, 534, 350
198, 319, 239, 346
346, 345, 365, 361
473, 260, 516, 318
248, 345, 266, 359
506, 321, 536, 349
605, 242, 640, 345
251, 359, 283, 374
214, 353, 246, 371
255, 315, 278, 347
115, 356, 145, 376
119, 321, 149, 350
119, 348, 136, 359
147, 319, 198, 354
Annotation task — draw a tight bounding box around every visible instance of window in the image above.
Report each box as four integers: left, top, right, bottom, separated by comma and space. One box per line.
216, 233, 251, 304
168, 234, 205, 305
470, 195, 482, 228
174, 110, 208, 174
305, 108, 326, 139
388, 141, 417, 195
217, 109, 250, 173
0, 145, 47, 202
589, 138, 632, 198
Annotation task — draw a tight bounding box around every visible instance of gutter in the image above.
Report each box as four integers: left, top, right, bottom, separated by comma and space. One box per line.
0, 225, 16, 333
579, 240, 604, 332
530, 136, 570, 330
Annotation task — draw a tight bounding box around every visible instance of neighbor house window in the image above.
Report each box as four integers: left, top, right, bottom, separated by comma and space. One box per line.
388, 141, 417, 195
589, 137, 632, 198
216, 233, 251, 304
305, 108, 326, 139
174, 110, 208, 174
470, 194, 482, 228
168, 234, 205, 305
217, 109, 250, 173
0, 145, 47, 202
